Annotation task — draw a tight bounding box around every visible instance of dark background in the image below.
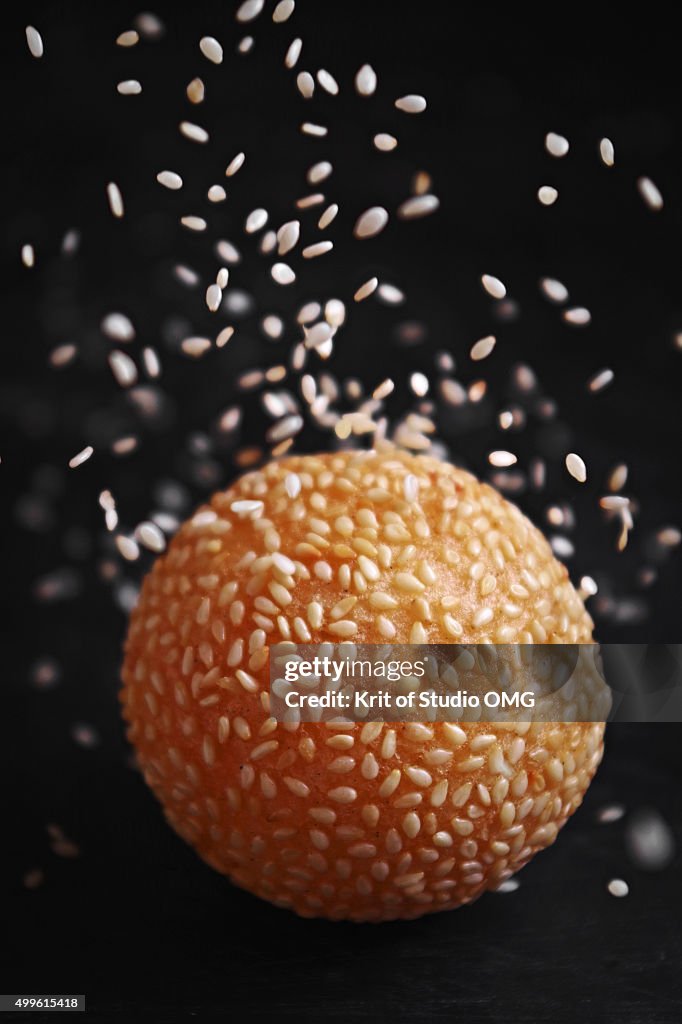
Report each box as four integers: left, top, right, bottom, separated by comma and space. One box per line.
2, 1, 681, 1021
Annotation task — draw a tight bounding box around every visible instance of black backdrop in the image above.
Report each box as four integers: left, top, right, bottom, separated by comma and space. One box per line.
2, 2, 681, 1021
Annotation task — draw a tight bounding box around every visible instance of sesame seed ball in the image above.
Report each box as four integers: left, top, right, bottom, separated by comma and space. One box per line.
121, 450, 605, 921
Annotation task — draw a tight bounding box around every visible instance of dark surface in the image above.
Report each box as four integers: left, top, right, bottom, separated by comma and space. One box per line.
2, 1, 682, 1021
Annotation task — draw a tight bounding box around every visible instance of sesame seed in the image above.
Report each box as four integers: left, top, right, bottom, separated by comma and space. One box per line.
297, 71, 315, 98
563, 307, 591, 326
588, 368, 614, 393
318, 207, 335, 233
599, 137, 615, 167
271, 263, 296, 285
302, 240, 333, 259
637, 176, 663, 211
68, 446, 94, 469
317, 69, 339, 95
117, 80, 142, 95
26, 25, 44, 58
186, 78, 205, 103
354, 207, 389, 239
236, 0, 264, 22
225, 152, 246, 176
489, 451, 517, 468
157, 170, 183, 190
354, 277, 379, 302
537, 185, 558, 206
301, 122, 327, 137
200, 36, 223, 64
116, 30, 139, 47
545, 132, 569, 157
180, 121, 209, 144
395, 94, 427, 113
540, 277, 569, 304
273, 1, 296, 23
397, 194, 440, 219
470, 335, 496, 361
374, 133, 398, 152
285, 38, 302, 68
607, 878, 629, 898
106, 182, 124, 218
566, 453, 587, 483
481, 274, 506, 299
355, 64, 377, 96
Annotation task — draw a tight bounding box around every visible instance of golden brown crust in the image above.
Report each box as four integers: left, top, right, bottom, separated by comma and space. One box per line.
121, 450, 603, 921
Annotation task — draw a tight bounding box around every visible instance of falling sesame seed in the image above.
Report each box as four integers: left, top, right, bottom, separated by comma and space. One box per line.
157, 170, 183, 190
208, 185, 226, 202
354, 278, 377, 302
355, 64, 377, 96
136, 521, 166, 553
267, 415, 303, 443
180, 121, 209, 143
637, 176, 663, 210
540, 277, 569, 303
276, 220, 300, 255
116, 535, 139, 561
377, 283, 404, 305
580, 575, 599, 597
216, 326, 234, 349
470, 335, 496, 361
373, 378, 394, 400
304, 322, 334, 349
142, 347, 161, 378
206, 284, 222, 312
285, 37, 302, 68
106, 182, 124, 218
599, 137, 615, 167
101, 312, 135, 341
181, 337, 212, 358
181, 215, 207, 232
26, 25, 44, 58
297, 71, 315, 98
608, 463, 628, 491
545, 132, 569, 157
273, 1, 295, 22
354, 206, 389, 239
537, 185, 558, 205
302, 240, 333, 259
116, 30, 139, 47
566, 453, 587, 483
69, 446, 94, 469
187, 77, 205, 103
374, 133, 398, 152
657, 526, 681, 547
271, 262, 296, 285
489, 450, 517, 468
318, 204, 338, 229
397, 194, 440, 219
481, 274, 506, 299
225, 152, 245, 176
607, 878, 629, 898
301, 122, 327, 137
236, 0, 264, 21
109, 350, 138, 388
563, 307, 591, 326
245, 208, 268, 233
238, 35, 254, 54
200, 36, 223, 64
625, 809, 675, 870
410, 372, 429, 397
307, 160, 332, 184
317, 69, 339, 95
588, 368, 614, 392
133, 13, 164, 39
21, 244, 35, 267
395, 94, 427, 113
117, 79, 142, 95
